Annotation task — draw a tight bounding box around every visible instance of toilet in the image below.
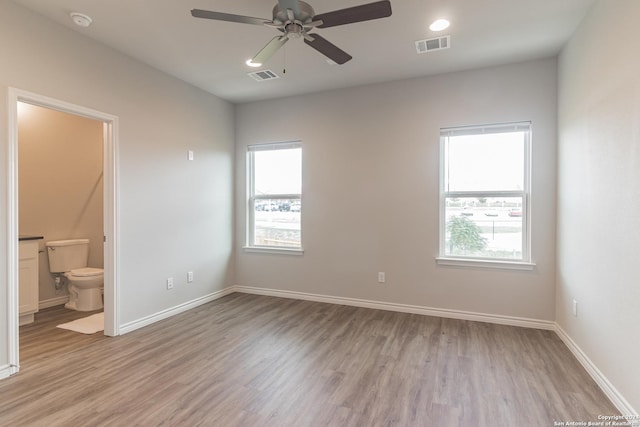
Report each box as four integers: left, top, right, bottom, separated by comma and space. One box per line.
46, 239, 104, 311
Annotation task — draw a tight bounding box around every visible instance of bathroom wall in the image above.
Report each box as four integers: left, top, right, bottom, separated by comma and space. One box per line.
18, 103, 104, 304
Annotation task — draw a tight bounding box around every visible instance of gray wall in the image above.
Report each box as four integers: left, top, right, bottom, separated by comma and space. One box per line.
557, 0, 640, 412
235, 58, 558, 321
0, 1, 235, 367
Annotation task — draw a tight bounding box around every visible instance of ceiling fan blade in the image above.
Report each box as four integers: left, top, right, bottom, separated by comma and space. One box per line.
277, 0, 300, 15
314, 0, 392, 28
304, 34, 352, 64
191, 9, 271, 26
252, 36, 289, 65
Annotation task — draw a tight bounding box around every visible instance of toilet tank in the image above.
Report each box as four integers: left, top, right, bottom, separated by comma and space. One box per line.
46, 239, 90, 273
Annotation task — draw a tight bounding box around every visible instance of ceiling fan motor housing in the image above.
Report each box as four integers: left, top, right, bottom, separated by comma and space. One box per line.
191, 0, 392, 66
284, 23, 304, 39
272, 1, 315, 25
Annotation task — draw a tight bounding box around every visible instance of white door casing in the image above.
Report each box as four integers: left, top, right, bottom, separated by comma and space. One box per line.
4, 88, 120, 376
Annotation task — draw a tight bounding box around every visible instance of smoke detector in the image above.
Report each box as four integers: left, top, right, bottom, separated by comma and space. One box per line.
70, 12, 92, 28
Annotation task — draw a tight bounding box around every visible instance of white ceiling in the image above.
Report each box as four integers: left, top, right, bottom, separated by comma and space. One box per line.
12, 0, 595, 103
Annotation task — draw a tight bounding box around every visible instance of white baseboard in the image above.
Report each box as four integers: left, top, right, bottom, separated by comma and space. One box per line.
111, 284, 635, 417
555, 324, 638, 416
233, 285, 637, 414
232, 285, 556, 330
119, 287, 235, 335
0, 364, 18, 380
39, 296, 69, 310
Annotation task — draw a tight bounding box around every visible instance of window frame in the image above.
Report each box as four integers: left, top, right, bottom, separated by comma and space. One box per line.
245, 141, 303, 254
437, 122, 534, 269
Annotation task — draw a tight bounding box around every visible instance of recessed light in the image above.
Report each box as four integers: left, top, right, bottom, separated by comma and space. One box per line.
70, 12, 92, 28
429, 19, 450, 32
245, 59, 262, 68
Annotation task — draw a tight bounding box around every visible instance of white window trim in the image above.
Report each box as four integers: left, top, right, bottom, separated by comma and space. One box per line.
246, 141, 303, 252
242, 246, 304, 255
438, 121, 533, 268
435, 257, 535, 271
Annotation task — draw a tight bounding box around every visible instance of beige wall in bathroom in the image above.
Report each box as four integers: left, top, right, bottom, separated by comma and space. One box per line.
18, 103, 104, 304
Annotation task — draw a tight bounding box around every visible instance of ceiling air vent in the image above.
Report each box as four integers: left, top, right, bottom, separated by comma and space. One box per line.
247, 69, 280, 82
415, 35, 451, 54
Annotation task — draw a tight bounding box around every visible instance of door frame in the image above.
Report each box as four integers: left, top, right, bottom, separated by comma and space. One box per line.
6, 88, 120, 375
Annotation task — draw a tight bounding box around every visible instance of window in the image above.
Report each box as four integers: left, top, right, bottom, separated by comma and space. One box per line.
439, 122, 531, 265
247, 141, 302, 251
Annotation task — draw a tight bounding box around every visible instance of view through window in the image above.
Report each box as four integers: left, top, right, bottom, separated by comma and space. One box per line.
248, 142, 302, 249
440, 122, 531, 261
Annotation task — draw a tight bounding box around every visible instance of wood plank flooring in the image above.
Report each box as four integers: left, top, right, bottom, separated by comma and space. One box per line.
1, 293, 619, 426
19, 305, 105, 363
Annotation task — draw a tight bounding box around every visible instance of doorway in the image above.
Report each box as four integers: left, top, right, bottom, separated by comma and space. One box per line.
6, 88, 120, 375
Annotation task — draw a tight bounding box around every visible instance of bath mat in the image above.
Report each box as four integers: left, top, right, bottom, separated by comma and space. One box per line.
57, 312, 104, 334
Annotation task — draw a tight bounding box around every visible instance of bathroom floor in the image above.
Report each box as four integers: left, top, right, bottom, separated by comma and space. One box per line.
19, 305, 105, 367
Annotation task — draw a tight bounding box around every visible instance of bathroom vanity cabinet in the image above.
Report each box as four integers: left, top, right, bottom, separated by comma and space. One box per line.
19, 237, 41, 325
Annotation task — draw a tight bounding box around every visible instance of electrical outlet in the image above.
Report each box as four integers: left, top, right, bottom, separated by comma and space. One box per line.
167, 277, 174, 290
572, 299, 578, 317
187, 271, 194, 283
378, 272, 386, 283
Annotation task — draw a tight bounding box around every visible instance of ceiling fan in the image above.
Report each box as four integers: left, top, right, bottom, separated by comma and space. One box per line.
191, 0, 392, 67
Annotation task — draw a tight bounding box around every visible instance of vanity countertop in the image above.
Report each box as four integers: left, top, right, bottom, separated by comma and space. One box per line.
19, 235, 44, 241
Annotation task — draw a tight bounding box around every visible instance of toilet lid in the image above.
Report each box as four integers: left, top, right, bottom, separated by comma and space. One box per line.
69, 267, 103, 277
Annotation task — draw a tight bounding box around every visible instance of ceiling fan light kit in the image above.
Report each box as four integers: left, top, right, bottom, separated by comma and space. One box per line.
191, 0, 392, 67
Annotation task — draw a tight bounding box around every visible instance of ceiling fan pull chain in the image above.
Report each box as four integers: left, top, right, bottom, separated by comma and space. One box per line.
283, 44, 287, 74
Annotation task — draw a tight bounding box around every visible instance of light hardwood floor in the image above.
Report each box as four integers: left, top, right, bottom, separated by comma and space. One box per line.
1, 293, 619, 426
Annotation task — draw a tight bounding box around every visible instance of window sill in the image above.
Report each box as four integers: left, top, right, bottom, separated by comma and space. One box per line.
436, 257, 536, 271
243, 246, 304, 255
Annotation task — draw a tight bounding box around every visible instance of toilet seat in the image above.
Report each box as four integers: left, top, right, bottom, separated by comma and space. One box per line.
69, 267, 103, 277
